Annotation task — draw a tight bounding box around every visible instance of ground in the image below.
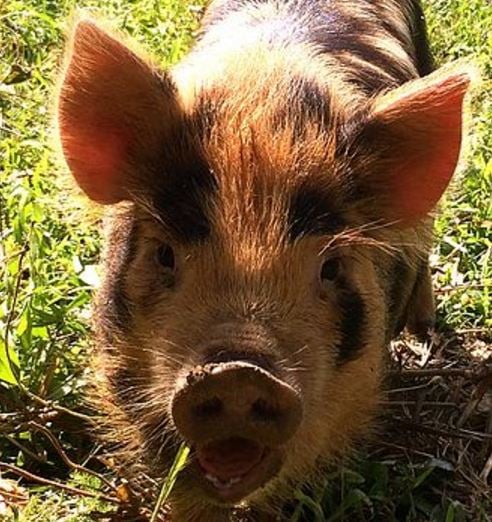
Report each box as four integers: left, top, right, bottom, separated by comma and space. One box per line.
0, 0, 491, 520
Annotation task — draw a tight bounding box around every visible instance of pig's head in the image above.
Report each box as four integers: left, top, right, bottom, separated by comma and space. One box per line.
57, 20, 471, 514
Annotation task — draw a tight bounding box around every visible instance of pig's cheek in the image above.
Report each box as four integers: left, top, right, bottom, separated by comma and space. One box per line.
124, 266, 168, 305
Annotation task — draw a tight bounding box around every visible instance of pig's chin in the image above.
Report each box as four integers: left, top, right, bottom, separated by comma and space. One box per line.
188, 437, 284, 504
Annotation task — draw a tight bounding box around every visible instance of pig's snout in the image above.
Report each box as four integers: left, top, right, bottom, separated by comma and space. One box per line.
171, 361, 302, 447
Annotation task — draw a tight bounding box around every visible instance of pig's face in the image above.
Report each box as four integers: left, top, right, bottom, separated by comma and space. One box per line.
97, 138, 387, 504
58, 20, 470, 513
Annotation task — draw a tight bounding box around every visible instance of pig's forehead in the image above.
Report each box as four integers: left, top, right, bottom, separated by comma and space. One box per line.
146, 131, 349, 246
199, 92, 350, 238
200, 128, 348, 241
146, 74, 355, 244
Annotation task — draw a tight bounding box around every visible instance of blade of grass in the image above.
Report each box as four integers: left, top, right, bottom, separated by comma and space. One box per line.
293, 490, 325, 522
150, 443, 190, 522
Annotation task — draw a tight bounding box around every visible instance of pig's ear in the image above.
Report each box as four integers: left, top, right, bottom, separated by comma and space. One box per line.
356, 65, 474, 224
57, 19, 178, 204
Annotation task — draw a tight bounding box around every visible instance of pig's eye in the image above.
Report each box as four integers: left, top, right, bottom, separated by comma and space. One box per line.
320, 258, 340, 282
156, 244, 176, 272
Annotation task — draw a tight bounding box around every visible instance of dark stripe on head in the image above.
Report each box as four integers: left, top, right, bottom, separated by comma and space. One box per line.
316, 36, 415, 85
192, 89, 224, 138
336, 55, 400, 94
272, 76, 332, 137
288, 183, 345, 240
409, 0, 435, 76
336, 278, 366, 364
151, 125, 217, 244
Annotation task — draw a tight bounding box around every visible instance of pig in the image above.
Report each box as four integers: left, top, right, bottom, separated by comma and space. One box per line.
56, 0, 473, 520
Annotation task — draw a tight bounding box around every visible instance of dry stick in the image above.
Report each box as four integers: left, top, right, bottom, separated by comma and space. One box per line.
374, 440, 435, 459
480, 451, 492, 481
387, 380, 438, 394
434, 283, 486, 294
397, 419, 492, 441
28, 421, 118, 494
457, 386, 488, 428
2, 434, 47, 464
391, 367, 491, 380
381, 400, 458, 408
0, 463, 119, 504
0, 409, 59, 435
455, 327, 490, 335
22, 390, 93, 422
457, 466, 487, 491
0, 491, 28, 505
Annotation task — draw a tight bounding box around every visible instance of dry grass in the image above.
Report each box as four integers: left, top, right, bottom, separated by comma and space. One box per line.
380, 328, 492, 519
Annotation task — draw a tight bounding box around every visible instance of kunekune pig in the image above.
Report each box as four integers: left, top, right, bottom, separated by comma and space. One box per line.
57, 0, 473, 519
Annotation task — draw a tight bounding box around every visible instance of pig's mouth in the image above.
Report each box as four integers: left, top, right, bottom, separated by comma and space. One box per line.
191, 436, 282, 503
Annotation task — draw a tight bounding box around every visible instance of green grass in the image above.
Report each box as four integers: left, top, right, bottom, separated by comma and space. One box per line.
1, 0, 490, 520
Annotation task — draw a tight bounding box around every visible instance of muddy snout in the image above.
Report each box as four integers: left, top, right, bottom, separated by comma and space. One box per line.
171, 361, 303, 447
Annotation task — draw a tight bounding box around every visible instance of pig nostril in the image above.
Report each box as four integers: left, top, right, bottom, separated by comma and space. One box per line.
251, 398, 279, 422
173, 363, 302, 447
194, 397, 223, 418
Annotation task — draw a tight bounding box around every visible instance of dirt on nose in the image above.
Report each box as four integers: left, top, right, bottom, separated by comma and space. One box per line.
171, 361, 303, 447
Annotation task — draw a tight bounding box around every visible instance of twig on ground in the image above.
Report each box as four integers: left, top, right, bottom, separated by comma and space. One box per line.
397, 419, 492, 441
22, 389, 94, 423
373, 440, 435, 459
391, 365, 491, 381
381, 400, 458, 408
28, 421, 118, 493
480, 450, 492, 481
434, 283, 486, 294
455, 327, 491, 335
2, 434, 47, 464
0, 462, 119, 504
456, 386, 489, 428
387, 379, 439, 394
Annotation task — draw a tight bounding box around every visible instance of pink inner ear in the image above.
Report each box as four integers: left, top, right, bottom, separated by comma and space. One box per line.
58, 20, 146, 204
61, 124, 130, 204
381, 74, 470, 223
391, 104, 462, 222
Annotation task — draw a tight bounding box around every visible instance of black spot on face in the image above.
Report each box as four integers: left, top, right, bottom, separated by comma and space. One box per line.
288, 183, 345, 240
101, 219, 138, 333
108, 279, 132, 330
335, 278, 366, 364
